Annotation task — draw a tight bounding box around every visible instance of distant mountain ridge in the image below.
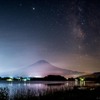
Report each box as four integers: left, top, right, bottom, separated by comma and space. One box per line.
78, 72, 100, 78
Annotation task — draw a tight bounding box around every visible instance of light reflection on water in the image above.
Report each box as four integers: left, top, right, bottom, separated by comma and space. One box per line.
0, 81, 99, 96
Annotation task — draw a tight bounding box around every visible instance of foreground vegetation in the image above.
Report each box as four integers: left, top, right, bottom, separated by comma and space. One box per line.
0, 86, 100, 100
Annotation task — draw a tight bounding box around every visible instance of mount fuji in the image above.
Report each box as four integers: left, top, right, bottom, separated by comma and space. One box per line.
13, 60, 82, 77
0, 60, 83, 77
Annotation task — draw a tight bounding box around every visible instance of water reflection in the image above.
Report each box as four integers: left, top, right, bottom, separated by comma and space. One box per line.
79, 81, 85, 86
0, 81, 99, 96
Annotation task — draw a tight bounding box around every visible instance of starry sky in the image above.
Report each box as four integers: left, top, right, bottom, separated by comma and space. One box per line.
0, 0, 100, 73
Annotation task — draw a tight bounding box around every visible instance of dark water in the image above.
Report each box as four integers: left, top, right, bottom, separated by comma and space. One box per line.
0, 81, 99, 96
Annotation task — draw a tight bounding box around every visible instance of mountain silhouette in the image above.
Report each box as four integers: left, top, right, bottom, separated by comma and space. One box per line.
14, 60, 82, 77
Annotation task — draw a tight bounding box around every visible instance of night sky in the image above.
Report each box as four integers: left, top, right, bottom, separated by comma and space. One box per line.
0, 0, 100, 73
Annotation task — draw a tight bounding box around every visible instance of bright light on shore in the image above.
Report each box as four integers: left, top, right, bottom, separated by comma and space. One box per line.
34, 75, 42, 78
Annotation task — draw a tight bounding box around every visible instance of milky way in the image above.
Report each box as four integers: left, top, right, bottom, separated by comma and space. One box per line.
0, 0, 100, 73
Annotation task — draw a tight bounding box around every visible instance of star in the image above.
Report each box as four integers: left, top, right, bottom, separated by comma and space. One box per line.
32, 7, 35, 11
81, 22, 84, 25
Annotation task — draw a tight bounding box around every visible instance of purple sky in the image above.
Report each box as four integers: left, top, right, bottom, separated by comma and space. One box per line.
0, 0, 100, 74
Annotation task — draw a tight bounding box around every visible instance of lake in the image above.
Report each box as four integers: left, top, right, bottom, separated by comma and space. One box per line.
0, 81, 100, 97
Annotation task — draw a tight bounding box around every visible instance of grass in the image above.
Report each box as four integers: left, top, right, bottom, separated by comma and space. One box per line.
0, 86, 100, 100
0, 88, 9, 100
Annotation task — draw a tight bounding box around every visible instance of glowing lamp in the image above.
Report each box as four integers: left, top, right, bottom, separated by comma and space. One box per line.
80, 77, 85, 81
26, 78, 30, 81
22, 79, 27, 81
7, 79, 13, 82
